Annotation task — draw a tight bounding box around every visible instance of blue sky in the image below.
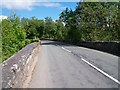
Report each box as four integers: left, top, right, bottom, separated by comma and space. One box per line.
1, 1, 78, 20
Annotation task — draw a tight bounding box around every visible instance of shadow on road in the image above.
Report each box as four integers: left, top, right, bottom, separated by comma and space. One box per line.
41, 40, 71, 47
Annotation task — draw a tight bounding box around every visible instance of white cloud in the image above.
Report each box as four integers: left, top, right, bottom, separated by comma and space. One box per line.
0, 15, 7, 21
0, 0, 62, 10
60, 6, 67, 10
35, 2, 61, 7
1, 0, 36, 10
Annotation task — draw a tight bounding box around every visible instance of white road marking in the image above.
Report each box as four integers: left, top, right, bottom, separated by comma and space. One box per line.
61, 47, 71, 53
81, 58, 120, 85
61, 46, 120, 85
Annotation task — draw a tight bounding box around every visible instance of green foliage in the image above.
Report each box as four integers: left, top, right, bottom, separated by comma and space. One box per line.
60, 8, 81, 41
2, 14, 27, 61
55, 20, 67, 40
60, 2, 119, 41
0, 22, 2, 63
1, 2, 119, 63
21, 17, 44, 39
43, 17, 56, 39
42, 17, 67, 40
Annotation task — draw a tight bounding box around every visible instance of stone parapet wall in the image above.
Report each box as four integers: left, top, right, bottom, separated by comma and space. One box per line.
2, 42, 41, 88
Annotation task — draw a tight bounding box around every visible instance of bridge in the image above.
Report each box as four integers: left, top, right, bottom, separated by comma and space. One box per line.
1, 40, 120, 88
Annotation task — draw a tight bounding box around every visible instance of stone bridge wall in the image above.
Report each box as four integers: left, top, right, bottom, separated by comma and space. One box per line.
62, 41, 119, 56
2, 41, 41, 88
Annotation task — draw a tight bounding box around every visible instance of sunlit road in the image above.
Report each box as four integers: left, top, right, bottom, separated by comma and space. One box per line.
29, 40, 119, 88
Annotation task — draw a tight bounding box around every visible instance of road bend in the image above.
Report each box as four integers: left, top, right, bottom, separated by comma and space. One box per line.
29, 40, 119, 88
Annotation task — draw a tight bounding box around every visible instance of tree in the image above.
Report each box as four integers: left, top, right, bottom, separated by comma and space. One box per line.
55, 20, 66, 40
2, 14, 26, 61
0, 22, 2, 63
44, 17, 57, 39
21, 17, 44, 39
60, 8, 81, 41
62, 2, 119, 41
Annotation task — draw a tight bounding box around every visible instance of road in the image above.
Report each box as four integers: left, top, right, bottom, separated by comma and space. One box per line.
29, 40, 119, 88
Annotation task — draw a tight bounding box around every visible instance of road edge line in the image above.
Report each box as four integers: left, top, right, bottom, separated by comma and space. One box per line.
81, 58, 120, 85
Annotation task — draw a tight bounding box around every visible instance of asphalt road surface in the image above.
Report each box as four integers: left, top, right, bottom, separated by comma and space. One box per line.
29, 40, 119, 88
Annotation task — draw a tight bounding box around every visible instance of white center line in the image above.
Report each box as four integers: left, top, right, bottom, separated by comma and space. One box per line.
61, 47, 120, 85
81, 58, 120, 85
61, 47, 71, 53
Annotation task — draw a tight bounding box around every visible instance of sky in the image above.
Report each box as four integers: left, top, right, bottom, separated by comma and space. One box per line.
0, 0, 78, 21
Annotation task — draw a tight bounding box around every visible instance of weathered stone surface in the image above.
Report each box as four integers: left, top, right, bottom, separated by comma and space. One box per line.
2, 42, 40, 88
0, 64, 2, 90
62, 40, 119, 56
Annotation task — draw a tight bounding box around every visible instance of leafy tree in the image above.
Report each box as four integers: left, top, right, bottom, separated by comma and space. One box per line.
60, 8, 81, 41
55, 20, 66, 40
2, 14, 26, 61
44, 17, 57, 39
21, 17, 44, 39
60, 2, 119, 41
1, 2, 119, 62
0, 22, 2, 63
